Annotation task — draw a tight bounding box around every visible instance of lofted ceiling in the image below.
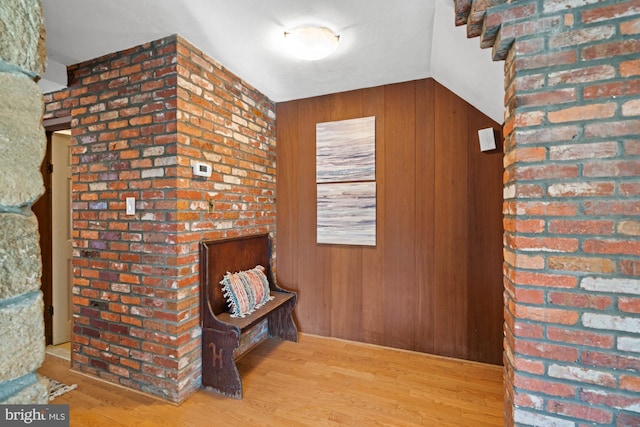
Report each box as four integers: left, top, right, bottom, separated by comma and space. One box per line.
39, 0, 505, 123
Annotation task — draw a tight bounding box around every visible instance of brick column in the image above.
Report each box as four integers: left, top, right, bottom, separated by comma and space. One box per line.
457, 0, 640, 425
0, 0, 48, 404
43, 34, 275, 403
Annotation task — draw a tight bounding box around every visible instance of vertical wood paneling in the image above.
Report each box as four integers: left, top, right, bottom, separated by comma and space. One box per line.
434, 82, 469, 359
296, 97, 332, 336
383, 82, 417, 350
414, 79, 436, 354
361, 86, 386, 345
275, 101, 298, 297
276, 78, 503, 364
328, 90, 364, 342
467, 112, 504, 365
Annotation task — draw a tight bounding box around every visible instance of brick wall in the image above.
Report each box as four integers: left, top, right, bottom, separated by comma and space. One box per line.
175, 36, 276, 242
43, 35, 275, 403
457, 0, 640, 425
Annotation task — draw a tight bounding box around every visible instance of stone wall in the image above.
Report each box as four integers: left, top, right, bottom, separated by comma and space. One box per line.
0, 0, 48, 404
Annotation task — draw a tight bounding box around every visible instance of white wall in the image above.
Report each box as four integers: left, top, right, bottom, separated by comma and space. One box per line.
431, 0, 505, 123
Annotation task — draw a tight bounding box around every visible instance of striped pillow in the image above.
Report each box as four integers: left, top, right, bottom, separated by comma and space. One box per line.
220, 265, 274, 318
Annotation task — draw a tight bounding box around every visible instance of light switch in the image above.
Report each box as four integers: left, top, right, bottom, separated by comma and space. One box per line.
126, 197, 136, 215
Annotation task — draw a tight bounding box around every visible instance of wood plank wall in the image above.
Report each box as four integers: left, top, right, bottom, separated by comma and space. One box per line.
275, 78, 504, 365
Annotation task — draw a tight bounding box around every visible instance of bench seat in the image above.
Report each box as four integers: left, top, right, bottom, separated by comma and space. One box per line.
216, 291, 295, 331
199, 234, 298, 398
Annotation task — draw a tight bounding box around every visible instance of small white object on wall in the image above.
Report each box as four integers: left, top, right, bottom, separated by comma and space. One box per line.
193, 161, 212, 177
126, 197, 136, 215
478, 128, 497, 152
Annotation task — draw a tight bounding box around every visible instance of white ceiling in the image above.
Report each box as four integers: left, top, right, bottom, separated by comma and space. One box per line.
39, 0, 505, 123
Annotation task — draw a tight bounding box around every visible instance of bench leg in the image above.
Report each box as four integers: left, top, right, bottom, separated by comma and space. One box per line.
201, 328, 243, 399
268, 298, 298, 342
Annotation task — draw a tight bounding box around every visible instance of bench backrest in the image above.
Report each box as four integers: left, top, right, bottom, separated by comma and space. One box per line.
200, 233, 274, 316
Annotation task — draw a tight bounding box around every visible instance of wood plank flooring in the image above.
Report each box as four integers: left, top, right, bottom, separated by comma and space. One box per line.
38, 334, 504, 426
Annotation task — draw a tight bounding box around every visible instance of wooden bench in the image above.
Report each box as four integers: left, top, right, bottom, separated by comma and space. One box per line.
199, 234, 298, 398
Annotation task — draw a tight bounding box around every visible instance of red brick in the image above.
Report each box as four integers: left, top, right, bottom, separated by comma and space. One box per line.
584, 78, 640, 99
510, 270, 577, 288
514, 321, 545, 339
581, 388, 640, 412
548, 256, 615, 273
515, 288, 546, 304
621, 375, 640, 393
584, 239, 640, 256
504, 218, 545, 233
515, 357, 546, 374
516, 88, 576, 107
513, 201, 579, 217
582, 1, 640, 24
548, 219, 614, 235
90, 358, 108, 371
619, 413, 640, 427
620, 259, 640, 276
80, 95, 98, 105
513, 74, 545, 92
509, 236, 579, 253
583, 201, 640, 216
619, 221, 640, 236
548, 292, 613, 311
619, 297, 640, 314
513, 164, 580, 181
120, 358, 140, 371
514, 304, 579, 325
548, 103, 616, 123
512, 184, 545, 198
547, 182, 615, 197
548, 64, 615, 86
547, 326, 614, 349
621, 17, 640, 35
514, 374, 577, 397
587, 119, 640, 138
514, 38, 544, 55
620, 182, 640, 196
583, 351, 640, 371
584, 160, 640, 177
515, 110, 546, 128
623, 99, 640, 117
547, 399, 613, 424
504, 147, 547, 167
582, 39, 640, 60
516, 50, 577, 71
549, 25, 615, 49
503, 249, 544, 270
513, 392, 544, 410
550, 363, 616, 387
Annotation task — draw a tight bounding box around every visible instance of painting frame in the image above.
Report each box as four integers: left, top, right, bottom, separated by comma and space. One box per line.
316, 116, 376, 184
314, 116, 377, 246
316, 181, 377, 246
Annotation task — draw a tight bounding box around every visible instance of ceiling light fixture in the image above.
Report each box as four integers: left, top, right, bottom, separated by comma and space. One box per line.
284, 26, 340, 61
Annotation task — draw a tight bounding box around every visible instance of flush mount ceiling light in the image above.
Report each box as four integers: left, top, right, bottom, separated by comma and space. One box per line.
284, 26, 340, 61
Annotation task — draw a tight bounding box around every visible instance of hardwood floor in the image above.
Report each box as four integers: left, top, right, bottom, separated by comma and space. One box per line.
38, 334, 504, 426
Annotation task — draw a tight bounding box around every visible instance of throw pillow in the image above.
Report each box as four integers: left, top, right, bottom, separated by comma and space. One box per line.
220, 265, 273, 318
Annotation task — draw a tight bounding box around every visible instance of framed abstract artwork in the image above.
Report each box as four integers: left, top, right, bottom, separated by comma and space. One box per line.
316, 116, 376, 246
316, 182, 376, 246
316, 116, 376, 183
